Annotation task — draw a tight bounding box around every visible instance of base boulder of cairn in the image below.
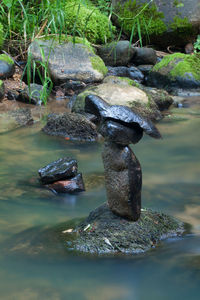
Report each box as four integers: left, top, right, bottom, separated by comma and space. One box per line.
62, 203, 185, 255
38, 157, 85, 193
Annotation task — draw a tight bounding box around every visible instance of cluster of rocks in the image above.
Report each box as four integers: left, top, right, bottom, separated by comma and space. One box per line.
38, 157, 85, 194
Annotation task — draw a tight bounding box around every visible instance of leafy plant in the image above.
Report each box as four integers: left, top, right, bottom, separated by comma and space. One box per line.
194, 35, 200, 53
23, 41, 53, 105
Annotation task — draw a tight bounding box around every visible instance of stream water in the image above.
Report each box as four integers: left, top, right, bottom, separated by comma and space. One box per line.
0, 100, 200, 300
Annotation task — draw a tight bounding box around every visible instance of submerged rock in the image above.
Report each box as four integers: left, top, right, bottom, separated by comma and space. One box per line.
42, 112, 98, 141
38, 157, 78, 184
0, 108, 33, 133
63, 203, 185, 255
0, 54, 15, 79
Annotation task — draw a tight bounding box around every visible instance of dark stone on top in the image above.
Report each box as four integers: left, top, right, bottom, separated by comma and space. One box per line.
38, 157, 78, 184
132, 47, 157, 66
99, 120, 143, 145
85, 94, 161, 139
17, 83, 48, 105
47, 173, 85, 194
98, 41, 136, 66
42, 112, 98, 142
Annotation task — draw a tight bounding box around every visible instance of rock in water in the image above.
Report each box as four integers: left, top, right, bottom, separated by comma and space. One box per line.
47, 173, 85, 193
102, 142, 142, 221
38, 157, 78, 184
63, 203, 185, 255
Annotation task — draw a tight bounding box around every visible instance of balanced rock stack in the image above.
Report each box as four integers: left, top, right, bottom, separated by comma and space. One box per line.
38, 157, 85, 194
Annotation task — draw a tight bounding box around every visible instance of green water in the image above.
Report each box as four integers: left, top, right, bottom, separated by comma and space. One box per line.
0, 104, 200, 300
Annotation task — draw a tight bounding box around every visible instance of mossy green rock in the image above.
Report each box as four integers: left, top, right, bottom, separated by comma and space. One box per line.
0, 54, 15, 79
63, 203, 185, 255
0, 80, 5, 100
72, 76, 162, 120
147, 53, 200, 90
29, 37, 107, 84
65, 0, 115, 44
0, 23, 3, 49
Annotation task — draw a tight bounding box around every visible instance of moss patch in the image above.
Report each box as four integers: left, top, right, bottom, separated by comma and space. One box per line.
0, 54, 14, 65
154, 53, 200, 80
90, 55, 108, 76
62, 203, 185, 255
64, 0, 116, 44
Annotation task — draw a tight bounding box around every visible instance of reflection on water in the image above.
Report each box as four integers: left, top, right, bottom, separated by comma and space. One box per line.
0, 101, 200, 299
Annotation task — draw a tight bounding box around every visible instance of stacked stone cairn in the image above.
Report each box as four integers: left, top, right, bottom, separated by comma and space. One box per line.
38, 157, 85, 194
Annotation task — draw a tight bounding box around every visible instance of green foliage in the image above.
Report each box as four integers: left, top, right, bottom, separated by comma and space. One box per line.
0, 22, 3, 49
65, 0, 115, 44
0, 53, 14, 65
170, 16, 193, 34
23, 43, 53, 105
91, 0, 111, 16
115, 0, 166, 45
0, 0, 66, 53
194, 35, 200, 53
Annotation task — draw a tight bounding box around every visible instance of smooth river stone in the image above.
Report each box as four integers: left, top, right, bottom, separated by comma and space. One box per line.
102, 141, 142, 221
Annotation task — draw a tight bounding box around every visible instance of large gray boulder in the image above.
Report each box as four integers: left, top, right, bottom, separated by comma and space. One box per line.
28, 37, 108, 84
72, 76, 162, 120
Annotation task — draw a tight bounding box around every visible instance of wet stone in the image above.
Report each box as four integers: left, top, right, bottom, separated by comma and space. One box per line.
17, 83, 47, 105
42, 112, 98, 142
0, 57, 15, 79
47, 173, 85, 193
132, 47, 157, 66
38, 157, 78, 184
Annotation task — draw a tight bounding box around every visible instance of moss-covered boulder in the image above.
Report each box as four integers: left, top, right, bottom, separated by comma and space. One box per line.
0, 23, 3, 49
112, 1, 166, 41
62, 203, 185, 255
0, 80, 5, 101
65, 0, 116, 44
28, 37, 107, 84
147, 53, 200, 90
0, 54, 15, 79
72, 76, 163, 120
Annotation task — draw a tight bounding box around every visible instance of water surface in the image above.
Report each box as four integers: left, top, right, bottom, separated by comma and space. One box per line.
0, 101, 200, 300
